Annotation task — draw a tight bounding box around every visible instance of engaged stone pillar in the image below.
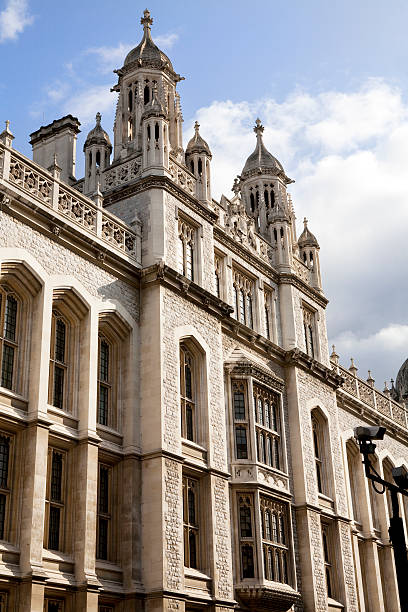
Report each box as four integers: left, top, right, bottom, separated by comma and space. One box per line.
20, 422, 49, 577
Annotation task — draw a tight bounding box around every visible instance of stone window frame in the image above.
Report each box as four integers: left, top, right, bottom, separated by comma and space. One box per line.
253, 383, 282, 472
311, 408, 334, 503
96, 462, 113, 562
232, 379, 250, 460
225, 365, 287, 476
49, 310, 70, 411
178, 337, 209, 451
260, 496, 291, 585
182, 473, 200, 570
0, 286, 20, 393
0, 431, 14, 544
263, 284, 277, 344
237, 492, 256, 579
301, 301, 320, 360
44, 598, 65, 612
320, 520, 341, 605
232, 267, 255, 330
44, 446, 69, 553
48, 289, 88, 417
177, 213, 200, 283
214, 249, 226, 300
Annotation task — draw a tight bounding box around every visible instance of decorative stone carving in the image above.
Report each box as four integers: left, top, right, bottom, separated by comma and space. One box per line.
224, 197, 257, 251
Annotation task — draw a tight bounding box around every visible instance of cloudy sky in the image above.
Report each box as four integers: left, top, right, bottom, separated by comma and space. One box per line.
2, 0, 408, 387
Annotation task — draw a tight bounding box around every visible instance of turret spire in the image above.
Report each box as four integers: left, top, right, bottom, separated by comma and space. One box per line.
141, 8, 153, 35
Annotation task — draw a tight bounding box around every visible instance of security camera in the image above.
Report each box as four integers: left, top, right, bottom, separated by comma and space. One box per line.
392, 466, 408, 490
354, 426, 386, 441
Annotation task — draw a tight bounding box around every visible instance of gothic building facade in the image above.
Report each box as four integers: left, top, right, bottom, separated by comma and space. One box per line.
0, 9, 407, 612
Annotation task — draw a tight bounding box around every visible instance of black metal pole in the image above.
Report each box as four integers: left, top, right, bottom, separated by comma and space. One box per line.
389, 489, 408, 612
362, 451, 408, 611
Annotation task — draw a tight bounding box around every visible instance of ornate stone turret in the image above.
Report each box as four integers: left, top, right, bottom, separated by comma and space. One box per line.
234, 119, 295, 271
111, 9, 184, 163
185, 121, 212, 205
298, 217, 322, 290
83, 113, 112, 194
141, 84, 170, 174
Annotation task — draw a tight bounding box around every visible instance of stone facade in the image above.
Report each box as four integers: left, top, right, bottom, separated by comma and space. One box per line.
0, 8, 406, 612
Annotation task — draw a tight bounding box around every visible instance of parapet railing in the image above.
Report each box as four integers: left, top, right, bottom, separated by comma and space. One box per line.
0, 142, 141, 265
334, 360, 408, 429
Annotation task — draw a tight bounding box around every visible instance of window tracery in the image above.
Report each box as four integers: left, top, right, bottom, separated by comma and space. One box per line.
49, 311, 69, 410
183, 476, 199, 569
232, 380, 249, 459
238, 494, 255, 578
180, 345, 196, 442
233, 269, 254, 328
0, 287, 18, 391
261, 497, 289, 584
311, 409, 331, 498
177, 218, 196, 281
45, 448, 66, 552
253, 385, 281, 470
303, 306, 316, 358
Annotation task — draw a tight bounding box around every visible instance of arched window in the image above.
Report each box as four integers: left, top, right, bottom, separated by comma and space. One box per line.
180, 345, 197, 441
95, 150, 101, 167
178, 218, 196, 281
0, 288, 18, 391
97, 336, 111, 426
128, 89, 133, 112
311, 409, 331, 497
254, 385, 281, 469
0, 435, 10, 540
190, 160, 194, 174
198, 158, 202, 176
183, 476, 199, 568
264, 190, 269, 207
144, 84, 150, 104
128, 118, 133, 141
49, 312, 69, 410
232, 270, 255, 329
250, 192, 255, 212
154, 122, 159, 142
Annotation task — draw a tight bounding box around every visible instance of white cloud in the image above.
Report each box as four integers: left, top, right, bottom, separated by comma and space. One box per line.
185, 80, 408, 384
0, 0, 33, 43
62, 84, 115, 126
154, 32, 178, 50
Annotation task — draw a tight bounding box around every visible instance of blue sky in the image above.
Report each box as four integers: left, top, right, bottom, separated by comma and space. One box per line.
2, 0, 408, 387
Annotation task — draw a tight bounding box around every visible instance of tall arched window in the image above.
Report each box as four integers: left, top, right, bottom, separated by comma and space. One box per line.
0, 287, 19, 391
49, 312, 69, 410
180, 345, 196, 441
233, 270, 255, 329
97, 335, 112, 426
261, 497, 290, 584
311, 409, 331, 497
178, 218, 196, 281
254, 385, 281, 470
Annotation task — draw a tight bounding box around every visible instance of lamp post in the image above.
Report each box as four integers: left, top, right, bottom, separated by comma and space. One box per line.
354, 426, 408, 612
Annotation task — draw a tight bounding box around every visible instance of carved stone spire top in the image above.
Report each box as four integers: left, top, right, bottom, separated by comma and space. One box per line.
141, 8, 153, 32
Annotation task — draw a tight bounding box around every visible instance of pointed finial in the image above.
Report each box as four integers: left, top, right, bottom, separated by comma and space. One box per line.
194, 121, 200, 134
96, 112, 101, 126
384, 381, 390, 394
141, 8, 153, 30
254, 118, 264, 137
53, 152, 58, 165
5, 120, 10, 131
349, 357, 358, 376
367, 370, 375, 387
330, 344, 339, 365
303, 217, 308, 229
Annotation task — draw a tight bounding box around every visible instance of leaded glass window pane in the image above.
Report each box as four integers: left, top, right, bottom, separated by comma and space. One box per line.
0, 438, 9, 488
53, 365, 64, 409
4, 296, 17, 341
1, 345, 14, 390
48, 505, 60, 550
233, 392, 245, 420
55, 319, 66, 363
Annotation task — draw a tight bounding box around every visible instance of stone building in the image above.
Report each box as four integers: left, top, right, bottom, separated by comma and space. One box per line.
0, 8, 406, 612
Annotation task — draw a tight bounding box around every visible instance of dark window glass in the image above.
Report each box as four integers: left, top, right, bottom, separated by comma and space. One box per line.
48, 505, 60, 550
48, 603, 62, 612
235, 426, 248, 459
98, 386, 109, 426
99, 341, 109, 382
55, 319, 66, 363
51, 452, 62, 502
98, 517, 108, 560
3, 296, 17, 341
188, 531, 197, 568
53, 366, 64, 409
246, 294, 253, 328
1, 345, 14, 389
0, 494, 6, 540
186, 405, 194, 441
0, 438, 9, 488
99, 466, 109, 514
185, 362, 192, 399
242, 544, 254, 578
239, 505, 252, 537
188, 488, 196, 525
233, 392, 245, 420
